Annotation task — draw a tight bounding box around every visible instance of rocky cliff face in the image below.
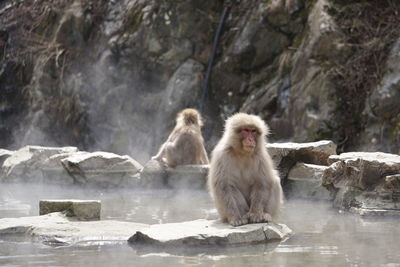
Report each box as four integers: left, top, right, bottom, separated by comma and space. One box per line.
1, 0, 399, 163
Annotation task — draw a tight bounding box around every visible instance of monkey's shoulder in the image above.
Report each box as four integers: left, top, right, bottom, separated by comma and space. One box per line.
170, 126, 199, 138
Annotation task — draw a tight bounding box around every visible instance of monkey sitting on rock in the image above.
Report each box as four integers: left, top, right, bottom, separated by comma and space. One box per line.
152, 108, 209, 168
208, 113, 283, 226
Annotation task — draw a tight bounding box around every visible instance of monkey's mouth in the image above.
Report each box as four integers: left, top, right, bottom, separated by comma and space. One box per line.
243, 145, 255, 152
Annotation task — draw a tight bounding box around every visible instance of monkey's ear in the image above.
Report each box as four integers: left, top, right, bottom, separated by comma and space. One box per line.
198, 116, 204, 127
256, 117, 270, 136
264, 124, 270, 135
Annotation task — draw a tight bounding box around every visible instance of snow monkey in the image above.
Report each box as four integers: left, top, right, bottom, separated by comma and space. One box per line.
208, 113, 283, 226
152, 108, 209, 168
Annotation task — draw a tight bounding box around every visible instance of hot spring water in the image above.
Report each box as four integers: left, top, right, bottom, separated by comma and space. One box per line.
0, 184, 399, 266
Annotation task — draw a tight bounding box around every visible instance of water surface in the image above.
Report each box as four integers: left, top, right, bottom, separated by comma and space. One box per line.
0, 184, 399, 266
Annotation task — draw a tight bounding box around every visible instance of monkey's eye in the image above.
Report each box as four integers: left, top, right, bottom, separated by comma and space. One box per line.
242, 128, 258, 135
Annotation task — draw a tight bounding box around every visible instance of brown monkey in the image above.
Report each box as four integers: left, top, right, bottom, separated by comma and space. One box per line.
208, 113, 283, 226
152, 108, 209, 168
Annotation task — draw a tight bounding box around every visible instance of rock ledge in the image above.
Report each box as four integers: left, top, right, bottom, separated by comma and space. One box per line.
128, 219, 292, 246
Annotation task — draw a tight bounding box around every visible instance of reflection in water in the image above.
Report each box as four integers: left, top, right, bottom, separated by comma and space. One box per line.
1, 184, 400, 266
0, 184, 218, 223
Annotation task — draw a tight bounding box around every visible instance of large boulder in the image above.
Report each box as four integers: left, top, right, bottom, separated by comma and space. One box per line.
0, 212, 149, 246
286, 162, 331, 200
61, 151, 143, 188
128, 219, 292, 246
0, 148, 14, 167
0, 146, 144, 188
0, 146, 78, 184
322, 152, 400, 216
267, 140, 337, 180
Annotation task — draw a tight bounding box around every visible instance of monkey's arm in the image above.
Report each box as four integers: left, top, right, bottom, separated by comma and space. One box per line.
200, 145, 209, 164
266, 179, 283, 219
151, 142, 168, 160
151, 129, 177, 161
209, 155, 249, 226
249, 157, 283, 221
247, 182, 273, 223
213, 182, 249, 226
151, 138, 170, 160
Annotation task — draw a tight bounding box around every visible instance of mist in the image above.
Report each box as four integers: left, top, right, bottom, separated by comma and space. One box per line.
0, 183, 217, 223
1, 0, 400, 266
4, 0, 220, 165
1, 183, 400, 266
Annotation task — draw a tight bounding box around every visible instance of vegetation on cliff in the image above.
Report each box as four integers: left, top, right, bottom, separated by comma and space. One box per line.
0, 0, 399, 160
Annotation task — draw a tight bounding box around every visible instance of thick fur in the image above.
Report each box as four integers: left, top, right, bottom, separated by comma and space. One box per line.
208, 113, 283, 226
152, 108, 209, 167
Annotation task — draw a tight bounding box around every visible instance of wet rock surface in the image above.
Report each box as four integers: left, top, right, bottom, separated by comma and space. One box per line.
0, 214, 292, 247
128, 219, 293, 246
0, 212, 149, 246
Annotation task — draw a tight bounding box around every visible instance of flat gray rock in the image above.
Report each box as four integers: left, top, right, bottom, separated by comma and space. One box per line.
128, 219, 292, 246
328, 152, 400, 166
0, 212, 148, 246
266, 140, 337, 183
267, 140, 337, 166
61, 151, 143, 187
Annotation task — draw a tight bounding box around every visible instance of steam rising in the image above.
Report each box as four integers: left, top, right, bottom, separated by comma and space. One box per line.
0, 184, 217, 223
1, 186, 400, 266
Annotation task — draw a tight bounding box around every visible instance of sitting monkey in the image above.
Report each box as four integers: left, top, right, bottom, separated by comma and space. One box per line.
208, 113, 283, 226
152, 108, 209, 168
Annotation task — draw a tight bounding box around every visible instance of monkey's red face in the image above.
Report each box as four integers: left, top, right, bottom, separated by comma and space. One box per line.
240, 127, 258, 152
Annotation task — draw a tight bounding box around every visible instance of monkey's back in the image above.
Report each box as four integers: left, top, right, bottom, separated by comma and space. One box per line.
172, 127, 205, 165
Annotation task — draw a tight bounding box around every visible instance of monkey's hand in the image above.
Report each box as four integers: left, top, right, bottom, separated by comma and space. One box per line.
151, 156, 170, 168
151, 156, 161, 161
228, 216, 248, 227
247, 212, 272, 223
